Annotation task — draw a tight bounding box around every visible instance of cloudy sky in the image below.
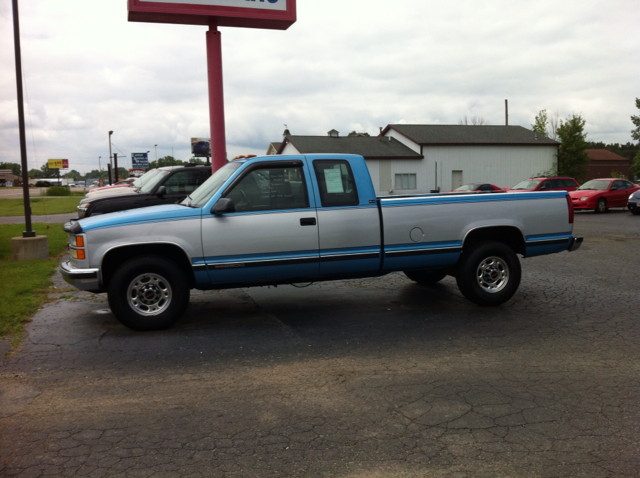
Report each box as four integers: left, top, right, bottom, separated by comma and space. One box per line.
1, 0, 639, 175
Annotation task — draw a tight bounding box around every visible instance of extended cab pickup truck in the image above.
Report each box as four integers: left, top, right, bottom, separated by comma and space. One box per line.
61, 154, 582, 331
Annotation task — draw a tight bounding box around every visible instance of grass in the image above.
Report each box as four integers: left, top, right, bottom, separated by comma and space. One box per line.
0, 197, 80, 216
0, 222, 69, 347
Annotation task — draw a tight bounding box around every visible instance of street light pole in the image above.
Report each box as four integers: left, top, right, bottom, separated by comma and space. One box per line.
108, 130, 113, 185
154, 144, 157, 162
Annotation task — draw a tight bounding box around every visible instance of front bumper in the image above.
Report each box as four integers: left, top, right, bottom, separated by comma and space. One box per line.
60, 261, 101, 291
628, 201, 640, 212
568, 236, 583, 252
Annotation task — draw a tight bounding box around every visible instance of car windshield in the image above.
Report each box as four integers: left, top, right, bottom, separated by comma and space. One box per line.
138, 170, 170, 194
512, 180, 541, 190
578, 180, 610, 191
132, 169, 163, 189
454, 184, 478, 191
182, 161, 242, 208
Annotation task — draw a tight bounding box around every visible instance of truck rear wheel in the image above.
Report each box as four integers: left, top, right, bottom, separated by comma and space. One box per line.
455, 241, 521, 306
404, 269, 447, 284
107, 256, 190, 331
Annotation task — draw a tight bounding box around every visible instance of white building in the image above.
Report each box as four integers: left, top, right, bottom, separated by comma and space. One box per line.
274, 125, 559, 195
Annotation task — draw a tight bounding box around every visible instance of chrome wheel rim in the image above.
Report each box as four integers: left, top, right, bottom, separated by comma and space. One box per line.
127, 273, 172, 316
476, 256, 509, 293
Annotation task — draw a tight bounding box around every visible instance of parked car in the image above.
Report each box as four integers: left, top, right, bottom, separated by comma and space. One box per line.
88, 177, 136, 193
84, 172, 162, 199
628, 189, 640, 215
451, 183, 503, 192
509, 177, 579, 192
77, 164, 212, 218
569, 179, 640, 213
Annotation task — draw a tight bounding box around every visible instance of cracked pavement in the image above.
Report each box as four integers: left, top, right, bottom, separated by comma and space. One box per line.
1, 211, 639, 477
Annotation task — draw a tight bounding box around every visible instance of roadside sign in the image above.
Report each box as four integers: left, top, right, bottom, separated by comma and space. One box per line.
132, 153, 149, 169
128, 0, 296, 30
48, 159, 69, 169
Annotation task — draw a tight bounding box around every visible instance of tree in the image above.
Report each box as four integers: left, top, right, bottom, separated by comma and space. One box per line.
148, 155, 183, 169
631, 98, 640, 179
39, 163, 58, 178
531, 110, 548, 136
458, 116, 488, 125
556, 114, 589, 182
64, 170, 83, 180
28, 168, 43, 179
0, 162, 21, 177
348, 131, 370, 136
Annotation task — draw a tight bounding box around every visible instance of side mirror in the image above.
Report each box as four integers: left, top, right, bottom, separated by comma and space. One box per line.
610, 186, 618, 191
212, 198, 235, 215
156, 185, 167, 197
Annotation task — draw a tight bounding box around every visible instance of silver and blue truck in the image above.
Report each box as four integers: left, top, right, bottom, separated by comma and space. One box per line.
61, 154, 582, 331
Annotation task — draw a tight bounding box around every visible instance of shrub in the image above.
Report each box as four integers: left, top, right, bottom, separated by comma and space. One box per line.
46, 186, 71, 196
35, 181, 52, 187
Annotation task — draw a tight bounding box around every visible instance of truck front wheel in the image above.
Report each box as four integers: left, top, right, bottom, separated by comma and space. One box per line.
455, 241, 521, 306
107, 256, 190, 331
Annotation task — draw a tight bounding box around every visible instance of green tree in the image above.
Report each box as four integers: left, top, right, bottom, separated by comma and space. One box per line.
0, 162, 21, 177
148, 155, 184, 169
532, 110, 548, 136
631, 98, 640, 179
64, 170, 83, 180
556, 114, 589, 182
348, 131, 370, 137
28, 168, 43, 179
40, 163, 58, 178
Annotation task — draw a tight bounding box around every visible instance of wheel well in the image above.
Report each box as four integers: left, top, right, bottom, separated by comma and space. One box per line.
463, 226, 525, 256
101, 244, 195, 290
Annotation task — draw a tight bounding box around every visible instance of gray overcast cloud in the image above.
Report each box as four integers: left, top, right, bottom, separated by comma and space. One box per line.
1, 0, 639, 174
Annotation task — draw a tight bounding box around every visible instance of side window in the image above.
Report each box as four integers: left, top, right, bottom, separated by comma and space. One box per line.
539, 180, 552, 190
313, 160, 359, 207
224, 165, 309, 212
163, 170, 204, 195
565, 179, 578, 188
612, 180, 625, 190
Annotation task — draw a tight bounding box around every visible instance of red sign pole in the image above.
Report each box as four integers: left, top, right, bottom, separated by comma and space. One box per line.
206, 22, 227, 172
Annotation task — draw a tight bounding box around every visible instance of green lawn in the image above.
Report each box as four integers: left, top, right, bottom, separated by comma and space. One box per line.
0, 197, 80, 216
0, 223, 69, 347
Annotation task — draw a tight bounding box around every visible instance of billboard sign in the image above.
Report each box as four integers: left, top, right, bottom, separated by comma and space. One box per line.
128, 0, 296, 30
191, 138, 211, 157
48, 159, 69, 169
131, 152, 150, 169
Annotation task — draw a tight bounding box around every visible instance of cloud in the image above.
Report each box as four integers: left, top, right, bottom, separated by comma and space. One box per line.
1, 0, 639, 173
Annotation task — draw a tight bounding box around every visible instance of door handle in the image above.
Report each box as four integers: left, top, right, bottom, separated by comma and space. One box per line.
300, 217, 316, 226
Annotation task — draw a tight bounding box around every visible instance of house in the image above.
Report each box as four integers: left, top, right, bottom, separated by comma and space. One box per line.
275, 125, 559, 195
585, 149, 630, 180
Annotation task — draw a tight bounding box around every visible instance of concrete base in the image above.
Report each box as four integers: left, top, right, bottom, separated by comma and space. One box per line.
12, 235, 49, 261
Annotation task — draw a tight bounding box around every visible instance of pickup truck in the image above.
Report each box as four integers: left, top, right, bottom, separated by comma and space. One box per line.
61, 154, 582, 331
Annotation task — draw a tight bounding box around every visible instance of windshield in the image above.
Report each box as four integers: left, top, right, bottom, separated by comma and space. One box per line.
138, 170, 170, 194
182, 161, 242, 208
578, 180, 610, 191
454, 184, 477, 191
132, 169, 163, 189
512, 180, 541, 190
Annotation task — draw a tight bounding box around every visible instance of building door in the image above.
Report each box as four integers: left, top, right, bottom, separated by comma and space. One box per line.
452, 170, 463, 190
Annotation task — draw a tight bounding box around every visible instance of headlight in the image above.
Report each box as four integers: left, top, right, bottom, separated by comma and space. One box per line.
580, 196, 589, 201
77, 203, 89, 218
630, 193, 636, 200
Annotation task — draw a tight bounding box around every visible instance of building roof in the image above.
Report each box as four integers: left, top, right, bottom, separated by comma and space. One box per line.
277, 135, 423, 160
586, 149, 628, 161
382, 124, 559, 146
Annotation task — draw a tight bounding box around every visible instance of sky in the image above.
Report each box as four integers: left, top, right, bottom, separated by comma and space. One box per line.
1, 0, 639, 175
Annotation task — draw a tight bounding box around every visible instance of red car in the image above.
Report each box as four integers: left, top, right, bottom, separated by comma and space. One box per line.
569, 178, 640, 213
509, 176, 579, 192
88, 177, 136, 193
451, 183, 503, 192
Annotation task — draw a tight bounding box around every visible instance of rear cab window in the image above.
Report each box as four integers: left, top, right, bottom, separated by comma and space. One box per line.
312, 160, 359, 207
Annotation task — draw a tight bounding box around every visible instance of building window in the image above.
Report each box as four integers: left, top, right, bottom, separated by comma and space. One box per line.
395, 173, 417, 190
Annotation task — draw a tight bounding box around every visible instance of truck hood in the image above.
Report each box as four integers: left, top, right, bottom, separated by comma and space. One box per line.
74, 204, 203, 233
85, 187, 138, 199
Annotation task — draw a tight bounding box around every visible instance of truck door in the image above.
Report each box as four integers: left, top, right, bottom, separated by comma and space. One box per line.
310, 159, 381, 276
201, 160, 320, 285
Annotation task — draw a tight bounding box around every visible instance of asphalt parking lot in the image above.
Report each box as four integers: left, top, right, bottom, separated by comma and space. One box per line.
1, 209, 639, 477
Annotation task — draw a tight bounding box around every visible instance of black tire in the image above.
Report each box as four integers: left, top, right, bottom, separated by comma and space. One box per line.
455, 241, 521, 306
595, 198, 607, 213
631, 209, 640, 216
107, 256, 190, 331
404, 269, 447, 284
